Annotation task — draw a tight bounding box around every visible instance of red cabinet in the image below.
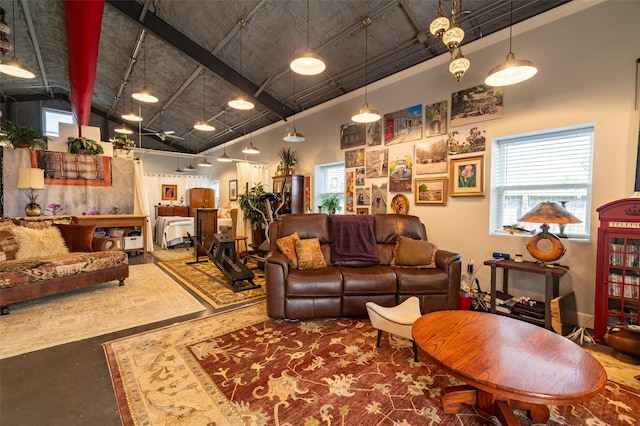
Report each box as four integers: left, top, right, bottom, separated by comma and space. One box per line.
594, 198, 640, 343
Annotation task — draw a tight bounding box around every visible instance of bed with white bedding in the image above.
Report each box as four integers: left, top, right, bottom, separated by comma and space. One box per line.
154, 216, 194, 249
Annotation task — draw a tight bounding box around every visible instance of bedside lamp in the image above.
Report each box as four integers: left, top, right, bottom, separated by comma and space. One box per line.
518, 201, 582, 263
17, 168, 45, 217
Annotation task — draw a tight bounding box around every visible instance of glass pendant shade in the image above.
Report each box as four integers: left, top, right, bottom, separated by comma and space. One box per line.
193, 120, 215, 131
198, 158, 213, 167
228, 95, 255, 110
114, 126, 133, 135
442, 24, 464, 50
290, 49, 326, 75
283, 128, 305, 142
449, 49, 470, 82
485, 52, 537, 87
241, 141, 260, 154
132, 86, 158, 103
0, 56, 35, 79
429, 12, 449, 39
352, 103, 381, 124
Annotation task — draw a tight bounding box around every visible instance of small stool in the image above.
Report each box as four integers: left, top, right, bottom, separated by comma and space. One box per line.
234, 235, 249, 258
366, 296, 422, 362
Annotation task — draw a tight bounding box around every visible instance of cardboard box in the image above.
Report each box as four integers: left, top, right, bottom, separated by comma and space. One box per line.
123, 236, 143, 250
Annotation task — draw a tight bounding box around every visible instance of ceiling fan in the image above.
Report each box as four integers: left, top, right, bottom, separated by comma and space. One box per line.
139, 112, 184, 142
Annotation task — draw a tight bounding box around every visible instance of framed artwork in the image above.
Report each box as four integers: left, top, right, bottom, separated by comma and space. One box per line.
451, 84, 503, 127
366, 121, 382, 146
415, 139, 447, 175
229, 179, 238, 201
356, 187, 370, 206
305, 176, 312, 212
365, 148, 389, 178
448, 126, 486, 155
340, 122, 366, 149
355, 167, 365, 186
345, 171, 354, 212
391, 194, 409, 215
371, 182, 388, 215
449, 156, 484, 197
424, 100, 448, 137
389, 155, 413, 192
162, 184, 178, 201
415, 177, 447, 205
356, 207, 369, 215
384, 104, 423, 145
345, 148, 365, 167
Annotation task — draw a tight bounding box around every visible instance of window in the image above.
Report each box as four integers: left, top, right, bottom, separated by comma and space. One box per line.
490, 124, 594, 239
43, 108, 74, 137
314, 161, 345, 213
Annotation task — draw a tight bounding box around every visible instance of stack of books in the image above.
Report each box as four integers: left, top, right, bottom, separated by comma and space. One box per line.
512, 300, 545, 320
484, 291, 514, 314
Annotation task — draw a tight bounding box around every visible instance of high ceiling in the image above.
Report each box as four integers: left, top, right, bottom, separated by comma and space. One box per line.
0, 0, 569, 155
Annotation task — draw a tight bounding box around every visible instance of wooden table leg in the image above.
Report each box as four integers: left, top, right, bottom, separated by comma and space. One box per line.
511, 400, 550, 423
442, 385, 477, 413
495, 400, 520, 426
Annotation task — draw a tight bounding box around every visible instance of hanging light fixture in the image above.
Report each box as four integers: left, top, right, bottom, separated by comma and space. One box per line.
242, 112, 260, 154
351, 17, 380, 124
429, 0, 450, 39
217, 143, 233, 162
449, 48, 470, 82
132, 33, 158, 103
194, 70, 215, 131
442, 0, 465, 51
283, 73, 305, 142
174, 156, 184, 173
290, 0, 325, 76
121, 83, 143, 122
184, 161, 196, 171
114, 95, 134, 134
485, 0, 537, 87
228, 19, 255, 110
198, 157, 213, 167
0, 1, 35, 79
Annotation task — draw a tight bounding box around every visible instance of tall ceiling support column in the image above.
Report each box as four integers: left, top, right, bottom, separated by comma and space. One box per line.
64, 0, 105, 130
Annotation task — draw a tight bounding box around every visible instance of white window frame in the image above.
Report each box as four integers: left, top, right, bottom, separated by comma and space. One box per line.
42, 108, 74, 137
314, 161, 345, 213
490, 124, 594, 240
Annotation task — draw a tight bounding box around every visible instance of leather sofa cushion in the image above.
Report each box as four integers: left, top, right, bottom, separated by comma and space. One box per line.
279, 214, 330, 243
396, 268, 450, 294
55, 224, 96, 252
340, 266, 397, 295
374, 214, 426, 243
285, 267, 343, 297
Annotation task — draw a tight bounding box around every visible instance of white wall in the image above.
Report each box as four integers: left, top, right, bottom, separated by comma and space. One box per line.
188, 0, 640, 325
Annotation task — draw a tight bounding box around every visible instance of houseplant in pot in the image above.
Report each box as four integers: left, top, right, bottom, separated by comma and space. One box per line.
277, 147, 297, 175
320, 193, 342, 214
238, 182, 269, 246
0, 121, 47, 149
110, 135, 135, 151
66, 136, 104, 155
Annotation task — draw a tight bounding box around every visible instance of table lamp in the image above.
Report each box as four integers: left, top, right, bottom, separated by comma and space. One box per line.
17, 167, 45, 216
518, 201, 582, 263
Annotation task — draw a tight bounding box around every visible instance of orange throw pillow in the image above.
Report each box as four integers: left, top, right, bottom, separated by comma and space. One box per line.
295, 238, 327, 270
277, 231, 300, 269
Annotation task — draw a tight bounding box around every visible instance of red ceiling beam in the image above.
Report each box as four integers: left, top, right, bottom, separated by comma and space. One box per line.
64, 0, 105, 132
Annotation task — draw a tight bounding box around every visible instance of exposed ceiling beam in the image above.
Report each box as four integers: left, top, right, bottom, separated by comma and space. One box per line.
105, 0, 294, 121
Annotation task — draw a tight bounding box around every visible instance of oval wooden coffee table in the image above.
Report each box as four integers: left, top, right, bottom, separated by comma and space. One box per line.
412, 310, 607, 425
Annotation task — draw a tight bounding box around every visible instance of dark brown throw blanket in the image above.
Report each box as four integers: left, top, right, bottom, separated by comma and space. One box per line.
330, 215, 380, 263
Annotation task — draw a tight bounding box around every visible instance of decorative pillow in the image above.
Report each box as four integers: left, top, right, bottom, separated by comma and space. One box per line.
295, 238, 327, 270
391, 236, 437, 269
0, 227, 18, 261
276, 231, 300, 269
55, 224, 96, 252
12, 226, 70, 260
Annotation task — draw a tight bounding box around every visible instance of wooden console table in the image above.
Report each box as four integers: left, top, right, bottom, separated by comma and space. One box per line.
77, 214, 149, 259
484, 259, 568, 330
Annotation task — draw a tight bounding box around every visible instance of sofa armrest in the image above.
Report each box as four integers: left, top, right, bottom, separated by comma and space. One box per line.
435, 249, 461, 270
435, 249, 462, 310
265, 252, 290, 318
92, 236, 122, 251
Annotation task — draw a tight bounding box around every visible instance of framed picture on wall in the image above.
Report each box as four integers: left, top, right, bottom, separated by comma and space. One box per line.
449, 156, 484, 197
415, 177, 447, 205
229, 179, 238, 201
162, 184, 178, 201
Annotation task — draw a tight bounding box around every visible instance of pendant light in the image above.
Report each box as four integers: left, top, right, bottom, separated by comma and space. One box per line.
174, 156, 184, 173
351, 17, 380, 124
449, 48, 470, 82
132, 34, 158, 103
184, 161, 196, 171
194, 70, 215, 131
198, 157, 213, 167
283, 73, 305, 142
242, 113, 260, 154
114, 95, 134, 134
290, 0, 325, 76
217, 112, 233, 162
121, 83, 143, 122
442, 0, 464, 51
0, 1, 34, 79
429, 0, 449, 39
228, 19, 255, 110
485, 0, 537, 87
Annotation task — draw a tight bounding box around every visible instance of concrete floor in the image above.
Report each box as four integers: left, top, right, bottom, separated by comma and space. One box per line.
0, 253, 219, 426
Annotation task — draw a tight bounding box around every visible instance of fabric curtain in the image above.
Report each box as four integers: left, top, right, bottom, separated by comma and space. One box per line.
133, 159, 153, 252
236, 162, 270, 244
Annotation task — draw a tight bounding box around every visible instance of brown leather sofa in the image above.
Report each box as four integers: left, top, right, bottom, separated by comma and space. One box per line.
266, 213, 461, 319
0, 216, 129, 314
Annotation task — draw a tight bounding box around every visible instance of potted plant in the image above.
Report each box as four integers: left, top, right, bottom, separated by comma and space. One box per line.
277, 147, 297, 175
238, 182, 269, 245
321, 193, 342, 214
110, 135, 135, 151
0, 121, 47, 149
66, 136, 104, 155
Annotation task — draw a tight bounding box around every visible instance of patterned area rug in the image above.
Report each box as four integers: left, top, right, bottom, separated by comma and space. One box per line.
150, 244, 193, 262
0, 263, 205, 359
104, 303, 640, 426
156, 258, 265, 309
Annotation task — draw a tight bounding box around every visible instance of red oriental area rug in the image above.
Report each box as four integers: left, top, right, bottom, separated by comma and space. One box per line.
104, 303, 640, 425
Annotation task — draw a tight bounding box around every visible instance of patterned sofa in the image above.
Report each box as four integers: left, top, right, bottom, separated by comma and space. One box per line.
0, 216, 129, 314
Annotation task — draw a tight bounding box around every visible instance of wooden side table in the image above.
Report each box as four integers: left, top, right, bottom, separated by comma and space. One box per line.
483, 259, 568, 330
